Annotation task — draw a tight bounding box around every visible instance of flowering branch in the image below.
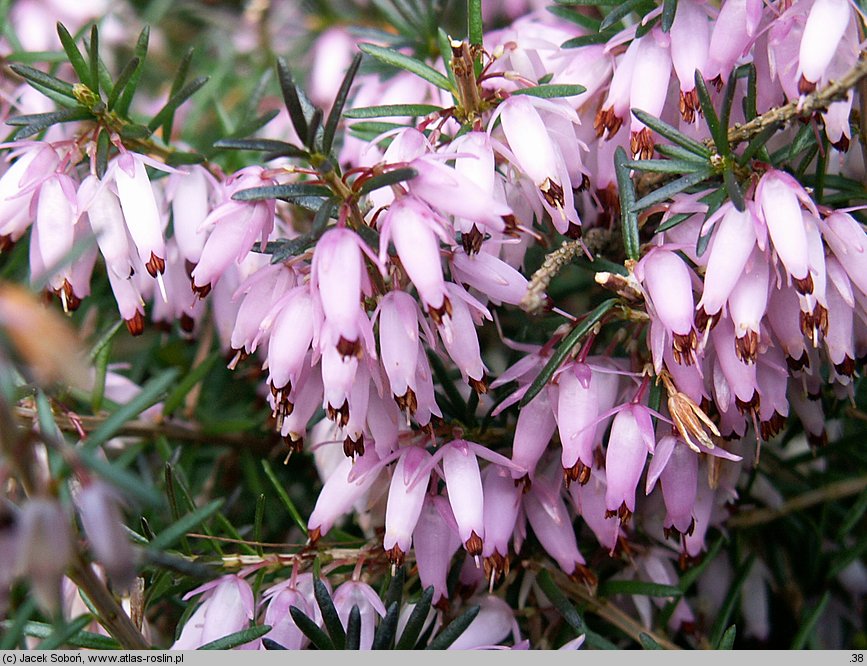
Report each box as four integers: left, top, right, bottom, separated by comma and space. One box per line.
724, 55, 867, 149
526, 54, 867, 317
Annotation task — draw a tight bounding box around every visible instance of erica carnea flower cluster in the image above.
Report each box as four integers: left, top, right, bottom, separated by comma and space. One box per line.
0, 0, 866, 651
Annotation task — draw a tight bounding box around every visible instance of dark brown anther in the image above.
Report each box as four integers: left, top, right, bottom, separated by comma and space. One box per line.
565, 222, 583, 239
630, 127, 655, 160
468, 375, 488, 395
501, 214, 520, 237
270, 380, 294, 421
513, 474, 532, 493
735, 331, 759, 364
395, 387, 418, 414
604, 501, 632, 525
672, 330, 697, 366
336, 335, 362, 359
145, 252, 166, 278
465, 531, 484, 556
343, 434, 365, 459
571, 564, 598, 589
539, 178, 564, 208
593, 106, 623, 139
785, 351, 810, 371
679, 89, 701, 124
428, 297, 453, 326
759, 411, 787, 441
793, 273, 814, 295
735, 392, 760, 415
327, 399, 350, 427
461, 226, 485, 255
563, 461, 591, 487
835, 356, 856, 377
191, 279, 212, 299
617, 502, 632, 524
125, 311, 145, 336
180, 313, 195, 333
307, 526, 321, 544
55, 279, 82, 311
814, 304, 829, 336
694, 306, 720, 333
0, 234, 14, 253
798, 74, 817, 96
807, 430, 828, 449
283, 435, 304, 455
385, 544, 405, 566
229, 347, 249, 366
483, 550, 510, 583
832, 135, 851, 152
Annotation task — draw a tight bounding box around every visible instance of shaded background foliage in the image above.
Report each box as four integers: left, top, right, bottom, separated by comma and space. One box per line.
0, 0, 865, 651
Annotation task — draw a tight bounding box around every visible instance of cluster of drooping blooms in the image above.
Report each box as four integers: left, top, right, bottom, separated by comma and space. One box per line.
215, 2, 867, 617
640, 170, 867, 448
0, 128, 289, 340
166, 0, 867, 606
2, 0, 867, 647
169, 564, 537, 650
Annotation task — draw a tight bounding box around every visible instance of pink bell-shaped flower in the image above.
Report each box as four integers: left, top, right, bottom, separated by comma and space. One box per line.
383, 446, 432, 565
639, 248, 698, 366
696, 202, 758, 329
756, 170, 818, 292
604, 403, 656, 523
442, 440, 486, 557
524, 472, 593, 583
307, 449, 382, 542
556, 362, 601, 486
494, 95, 580, 235
798, 0, 852, 93
332, 579, 387, 650
172, 575, 258, 649
312, 227, 370, 357
379, 196, 451, 320
413, 494, 462, 604
509, 386, 557, 487
669, 0, 710, 123
481, 464, 522, 582
112, 152, 167, 279
191, 166, 276, 297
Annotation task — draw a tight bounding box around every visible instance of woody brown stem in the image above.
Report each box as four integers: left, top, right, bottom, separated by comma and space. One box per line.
67, 557, 149, 649
14, 405, 280, 454
531, 55, 867, 302
724, 55, 867, 149
727, 474, 867, 528
521, 239, 584, 314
